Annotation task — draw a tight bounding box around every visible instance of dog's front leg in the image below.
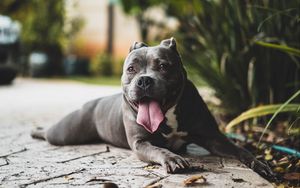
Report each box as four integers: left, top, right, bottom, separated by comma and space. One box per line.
123, 101, 189, 173
132, 139, 189, 173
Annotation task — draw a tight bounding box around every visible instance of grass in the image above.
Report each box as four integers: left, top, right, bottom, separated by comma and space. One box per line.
65, 76, 121, 86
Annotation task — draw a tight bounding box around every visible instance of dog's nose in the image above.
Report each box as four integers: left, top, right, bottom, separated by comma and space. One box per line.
136, 76, 153, 89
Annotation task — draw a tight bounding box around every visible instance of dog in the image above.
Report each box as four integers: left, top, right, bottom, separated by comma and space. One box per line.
31, 38, 273, 179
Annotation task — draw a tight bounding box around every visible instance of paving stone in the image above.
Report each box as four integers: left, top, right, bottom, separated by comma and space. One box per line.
0, 79, 273, 187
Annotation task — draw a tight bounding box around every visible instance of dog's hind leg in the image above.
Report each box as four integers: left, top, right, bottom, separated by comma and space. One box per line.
31, 100, 100, 146
31, 127, 46, 140
188, 132, 275, 181
46, 110, 99, 145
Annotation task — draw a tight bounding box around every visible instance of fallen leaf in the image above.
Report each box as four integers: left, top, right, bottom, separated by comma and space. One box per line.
145, 182, 162, 188
277, 159, 289, 166
295, 159, 300, 167
271, 159, 277, 165
144, 165, 159, 170
276, 183, 285, 188
273, 167, 285, 173
283, 172, 300, 180
258, 143, 266, 150
64, 175, 74, 181
183, 175, 206, 186
278, 156, 288, 162
264, 149, 272, 155
265, 153, 273, 161
266, 133, 275, 142
286, 164, 292, 170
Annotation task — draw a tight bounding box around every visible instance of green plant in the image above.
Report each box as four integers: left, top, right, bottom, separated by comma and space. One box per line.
254, 41, 300, 58
0, 0, 84, 75
225, 103, 300, 132
113, 58, 124, 77
120, 0, 161, 43
121, 0, 300, 116
171, 1, 300, 116
90, 54, 113, 76
225, 89, 300, 145
1, 1, 65, 72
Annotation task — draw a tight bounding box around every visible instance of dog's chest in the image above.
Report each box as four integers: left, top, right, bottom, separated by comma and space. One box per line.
162, 106, 187, 150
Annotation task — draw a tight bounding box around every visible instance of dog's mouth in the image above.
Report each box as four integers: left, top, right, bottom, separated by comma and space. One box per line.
132, 97, 164, 133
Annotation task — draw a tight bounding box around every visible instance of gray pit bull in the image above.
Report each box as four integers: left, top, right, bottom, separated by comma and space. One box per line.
31, 38, 273, 179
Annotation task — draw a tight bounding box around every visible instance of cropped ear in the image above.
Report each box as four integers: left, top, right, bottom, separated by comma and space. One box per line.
160, 37, 177, 50
129, 42, 148, 52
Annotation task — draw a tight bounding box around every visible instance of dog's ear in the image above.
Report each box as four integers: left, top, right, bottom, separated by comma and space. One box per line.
129, 42, 148, 52
160, 37, 177, 50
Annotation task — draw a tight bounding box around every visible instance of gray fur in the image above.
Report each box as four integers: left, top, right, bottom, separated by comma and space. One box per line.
31, 38, 274, 178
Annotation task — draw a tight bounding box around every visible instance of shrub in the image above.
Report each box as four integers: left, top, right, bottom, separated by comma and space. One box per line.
90, 53, 113, 76
165, 0, 300, 116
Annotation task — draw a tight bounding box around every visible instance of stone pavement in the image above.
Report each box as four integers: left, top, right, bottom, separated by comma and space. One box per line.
0, 78, 273, 188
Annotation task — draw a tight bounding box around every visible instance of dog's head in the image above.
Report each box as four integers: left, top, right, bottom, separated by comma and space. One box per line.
121, 38, 187, 133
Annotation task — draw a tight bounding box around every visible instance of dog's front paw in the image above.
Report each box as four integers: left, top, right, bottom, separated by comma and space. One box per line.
162, 154, 190, 173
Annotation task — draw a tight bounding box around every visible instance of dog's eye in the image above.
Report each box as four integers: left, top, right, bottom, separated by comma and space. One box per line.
127, 66, 135, 73
159, 63, 169, 71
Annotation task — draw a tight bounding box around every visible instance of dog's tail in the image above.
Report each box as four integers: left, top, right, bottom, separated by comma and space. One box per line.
31, 127, 46, 140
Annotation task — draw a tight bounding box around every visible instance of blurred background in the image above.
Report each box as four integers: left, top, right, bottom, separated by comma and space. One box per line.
0, 0, 299, 118
0, 0, 299, 185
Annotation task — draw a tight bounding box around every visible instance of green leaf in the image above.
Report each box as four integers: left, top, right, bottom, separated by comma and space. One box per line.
254, 41, 300, 57
258, 90, 300, 144
225, 103, 300, 132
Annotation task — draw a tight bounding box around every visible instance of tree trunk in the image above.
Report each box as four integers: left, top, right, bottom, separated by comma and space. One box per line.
106, 2, 114, 55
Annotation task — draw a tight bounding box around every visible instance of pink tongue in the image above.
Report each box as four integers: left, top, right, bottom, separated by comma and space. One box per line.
137, 100, 164, 133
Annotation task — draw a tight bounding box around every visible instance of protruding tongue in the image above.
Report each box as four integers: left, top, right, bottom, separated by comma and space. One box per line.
137, 99, 164, 133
